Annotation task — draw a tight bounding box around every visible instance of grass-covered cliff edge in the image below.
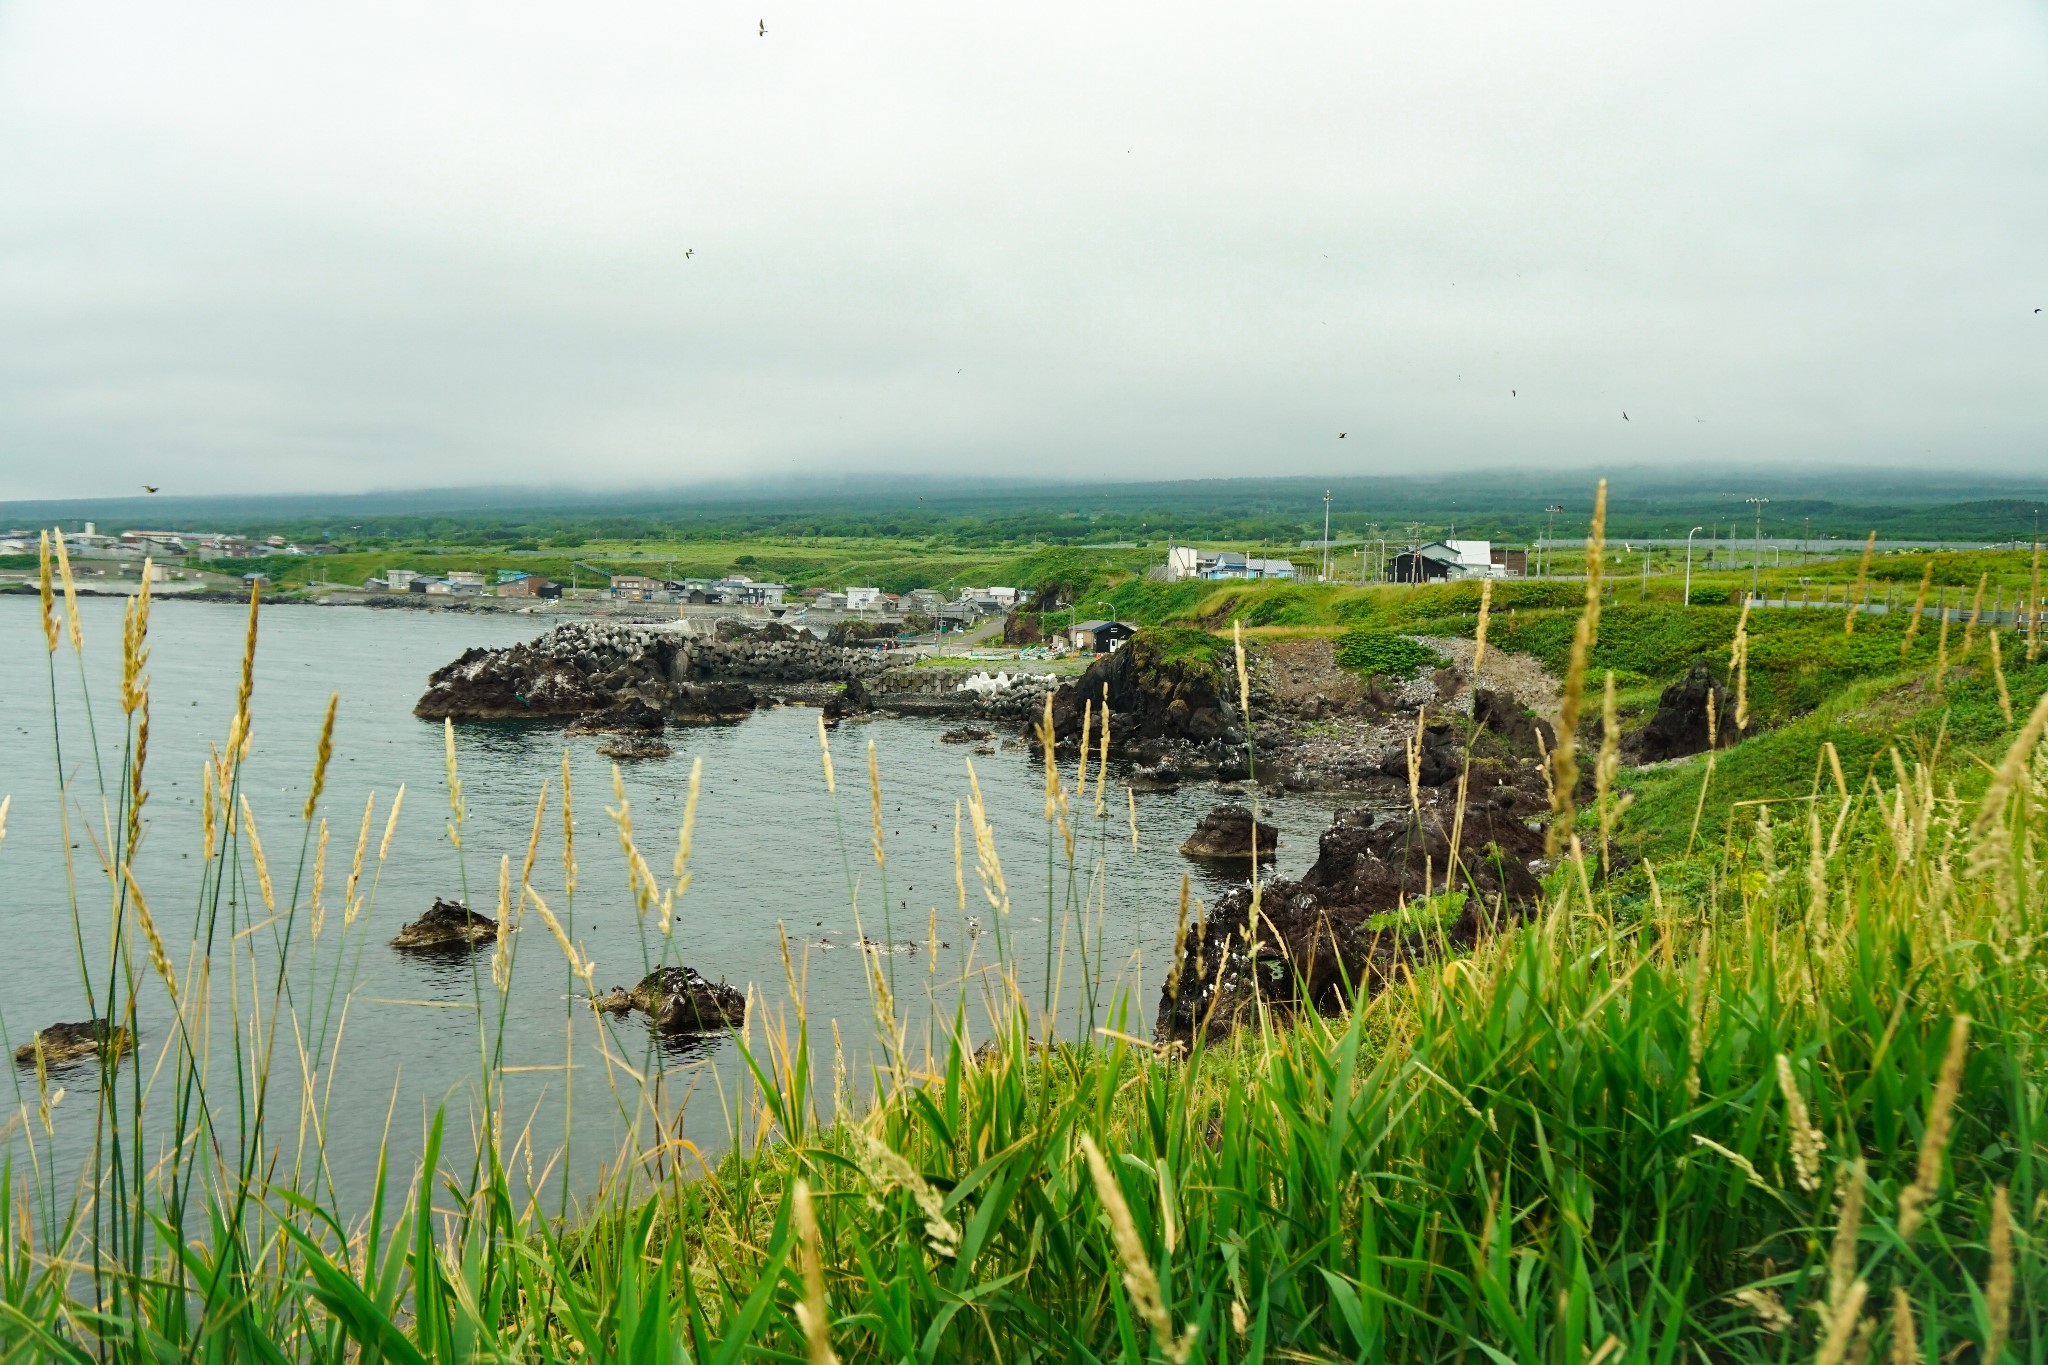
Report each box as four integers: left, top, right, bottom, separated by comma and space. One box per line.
4, 512, 2048, 1363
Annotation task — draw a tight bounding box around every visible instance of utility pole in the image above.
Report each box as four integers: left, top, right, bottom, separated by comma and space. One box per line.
1684, 526, 1703, 606
1746, 497, 1771, 602
1321, 490, 1333, 582
1542, 505, 1564, 577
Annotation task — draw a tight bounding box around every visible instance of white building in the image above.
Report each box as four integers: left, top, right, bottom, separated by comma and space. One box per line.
385, 568, 420, 592
844, 586, 882, 611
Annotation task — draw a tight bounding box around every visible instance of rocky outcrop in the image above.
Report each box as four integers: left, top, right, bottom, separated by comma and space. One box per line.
14, 1019, 131, 1068
415, 621, 891, 724
1633, 659, 1738, 763
1473, 688, 1556, 754
940, 725, 992, 744
1038, 632, 1248, 779
1179, 805, 1278, 861
821, 676, 873, 725
391, 899, 498, 950
1001, 611, 1047, 646
1377, 720, 1464, 788
1156, 788, 1549, 1044
593, 966, 747, 1032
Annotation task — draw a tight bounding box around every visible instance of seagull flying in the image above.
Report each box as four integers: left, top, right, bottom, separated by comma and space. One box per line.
1622, 412, 1630, 421
759, 18, 765, 35
1338, 432, 1346, 439
142, 485, 159, 493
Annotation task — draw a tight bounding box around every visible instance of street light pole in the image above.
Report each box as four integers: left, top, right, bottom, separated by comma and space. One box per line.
1321, 490, 1332, 582
1543, 505, 1565, 577
1684, 526, 1703, 605
1746, 497, 1771, 602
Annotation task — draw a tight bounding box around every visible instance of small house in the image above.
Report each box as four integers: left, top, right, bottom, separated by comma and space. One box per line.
610, 575, 663, 600
1069, 619, 1137, 653
844, 587, 883, 611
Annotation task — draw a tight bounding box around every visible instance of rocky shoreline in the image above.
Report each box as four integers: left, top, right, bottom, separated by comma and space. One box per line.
415, 619, 1062, 733
414, 619, 1583, 1044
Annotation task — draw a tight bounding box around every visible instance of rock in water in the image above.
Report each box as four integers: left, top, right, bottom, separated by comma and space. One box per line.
391, 899, 498, 950
598, 735, 674, 761
567, 696, 666, 736
1038, 629, 1248, 779
940, 725, 992, 744
1179, 804, 1279, 861
594, 966, 746, 1032
1156, 800, 1547, 1044
14, 1019, 131, 1068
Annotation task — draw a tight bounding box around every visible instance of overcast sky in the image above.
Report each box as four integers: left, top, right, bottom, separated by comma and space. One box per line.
1, 2, 2044, 499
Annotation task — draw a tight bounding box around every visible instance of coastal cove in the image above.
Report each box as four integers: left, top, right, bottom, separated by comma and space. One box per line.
0, 596, 1360, 1209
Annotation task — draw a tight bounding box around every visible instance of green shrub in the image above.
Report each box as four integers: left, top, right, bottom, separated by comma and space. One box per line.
1334, 629, 1444, 678
1688, 584, 1731, 605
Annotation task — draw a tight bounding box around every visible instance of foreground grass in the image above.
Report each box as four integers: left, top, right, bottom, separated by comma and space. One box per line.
4, 535, 2048, 1361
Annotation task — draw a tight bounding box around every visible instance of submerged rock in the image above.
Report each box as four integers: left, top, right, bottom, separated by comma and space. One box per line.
1179, 804, 1279, 861
940, 725, 993, 744
597, 734, 674, 761
391, 899, 498, 950
567, 696, 666, 736
14, 1019, 131, 1068
593, 966, 746, 1032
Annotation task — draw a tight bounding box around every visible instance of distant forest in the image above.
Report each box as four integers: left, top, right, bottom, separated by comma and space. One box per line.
8, 468, 2046, 548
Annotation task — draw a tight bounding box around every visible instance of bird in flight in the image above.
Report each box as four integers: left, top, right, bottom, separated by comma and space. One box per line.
685, 249, 693, 258
142, 485, 159, 493
1511, 390, 1516, 397
759, 18, 765, 35
1338, 432, 1346, 439
1622, 412, 1630, 421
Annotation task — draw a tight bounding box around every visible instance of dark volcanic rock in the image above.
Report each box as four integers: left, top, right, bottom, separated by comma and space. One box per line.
594, 966, 746, 1032
1377, 721, 1463, 788
1634, 659, 1738, 763
821, 676, 872, 724
940, 725, 992, 744
1156, 797, 1547, 1044
415, 621, 891, 722
1179, 804, 1279, 861
1038, 632, 1244, 776
568, 696, 666, 735
668, 681, 757, 724
598, 735, 674, 760
14, 1019, 131, 1068
1473, 689, 1556, 755
391, 899, 498, 950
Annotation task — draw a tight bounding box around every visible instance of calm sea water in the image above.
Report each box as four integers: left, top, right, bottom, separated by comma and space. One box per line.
0, 596, 1360, 1207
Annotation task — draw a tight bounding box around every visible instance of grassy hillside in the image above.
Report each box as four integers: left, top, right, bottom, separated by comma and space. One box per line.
5, 556, 2048, 1361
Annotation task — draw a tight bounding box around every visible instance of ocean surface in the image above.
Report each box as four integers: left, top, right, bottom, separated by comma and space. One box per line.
0, 595, 1363, 1208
